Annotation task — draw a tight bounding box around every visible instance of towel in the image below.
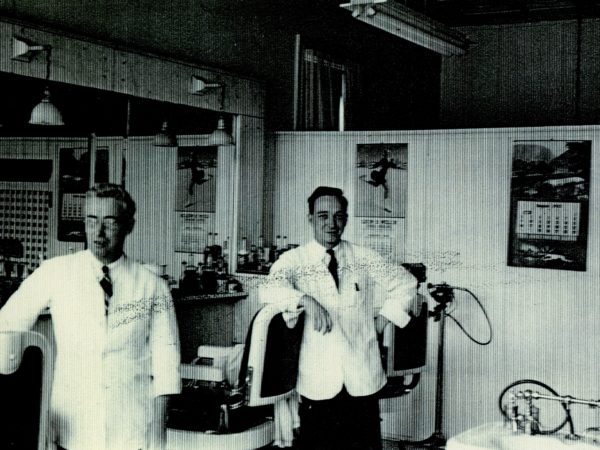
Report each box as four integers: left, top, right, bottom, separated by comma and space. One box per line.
273, 391, 300, 448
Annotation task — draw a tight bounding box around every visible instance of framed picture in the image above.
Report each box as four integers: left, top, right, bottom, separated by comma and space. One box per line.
174, 146, 218, 253
353, 143, 408, 263
507, 140, 591, 271
355, 143, 407, 218
175, 146, 217, 213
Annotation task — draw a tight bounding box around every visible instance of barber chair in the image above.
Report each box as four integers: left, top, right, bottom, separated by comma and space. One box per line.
0, 331, 54, 450
167, 304, 304, 450
378, 293, 429, 399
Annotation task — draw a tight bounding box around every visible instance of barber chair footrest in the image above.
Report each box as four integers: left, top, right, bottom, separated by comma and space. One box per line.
167, 420, 274, 450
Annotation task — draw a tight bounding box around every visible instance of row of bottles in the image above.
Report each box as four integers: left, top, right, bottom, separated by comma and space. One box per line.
237, 235, 297, 272
178, 232, 241, 296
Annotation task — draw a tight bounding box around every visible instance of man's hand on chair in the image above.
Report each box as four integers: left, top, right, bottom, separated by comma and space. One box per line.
300, 295, 332, 334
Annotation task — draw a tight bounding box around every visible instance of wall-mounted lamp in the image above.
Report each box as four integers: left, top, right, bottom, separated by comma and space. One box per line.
12, 36, 64, 126
190, 76, 233, 145
207, 116, 233, 146
340, 0, 471, 56
154, 121, 178, 147
190, 76, 222, 95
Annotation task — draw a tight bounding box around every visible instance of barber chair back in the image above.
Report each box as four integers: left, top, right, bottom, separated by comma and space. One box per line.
379, 294, 428, 398
166, 305, 304, 450
239, 304, 304, 407
0, 331, 53, 450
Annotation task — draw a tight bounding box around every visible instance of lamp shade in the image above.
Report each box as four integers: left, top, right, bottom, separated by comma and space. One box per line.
29, 89, 64, 126
154, 121, 178, 147
207, 117, 233, 146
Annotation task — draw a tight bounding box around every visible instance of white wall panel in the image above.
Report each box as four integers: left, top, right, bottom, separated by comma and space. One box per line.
271, 126, 600, 439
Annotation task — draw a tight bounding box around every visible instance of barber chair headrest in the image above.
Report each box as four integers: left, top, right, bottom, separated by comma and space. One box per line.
239, 305, 304, 408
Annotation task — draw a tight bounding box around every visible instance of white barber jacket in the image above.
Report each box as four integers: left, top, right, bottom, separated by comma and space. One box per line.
259, 240, 416, 400
0, 250, 181, 450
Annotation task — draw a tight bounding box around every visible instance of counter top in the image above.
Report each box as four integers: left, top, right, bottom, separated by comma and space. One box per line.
173, 292, 248, 303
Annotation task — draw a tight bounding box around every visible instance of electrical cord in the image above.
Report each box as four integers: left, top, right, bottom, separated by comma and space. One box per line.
443, 287, 493, 346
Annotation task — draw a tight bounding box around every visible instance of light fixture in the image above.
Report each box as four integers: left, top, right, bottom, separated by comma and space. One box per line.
190, 76, 222, 94
12, 37, 64, 126
154, 121, 178, 147
190, 76, 232, 145
340, 0, 471, 56
29, 88, 64, 126
207, 116, 233, 146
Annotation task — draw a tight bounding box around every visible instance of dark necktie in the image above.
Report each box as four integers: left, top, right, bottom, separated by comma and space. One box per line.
326, 249, 339, 290
100, 265, 113, 314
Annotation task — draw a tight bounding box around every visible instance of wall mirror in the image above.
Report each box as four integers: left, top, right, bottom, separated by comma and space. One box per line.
0, 56, 260, 285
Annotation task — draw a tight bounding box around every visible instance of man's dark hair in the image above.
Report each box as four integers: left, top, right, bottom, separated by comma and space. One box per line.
86, 183, 137, 221
307, 186, 348, 214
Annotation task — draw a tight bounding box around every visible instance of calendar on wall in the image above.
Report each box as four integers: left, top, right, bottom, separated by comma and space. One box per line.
0, 189, 51, 271
57, 146, 108, 242
508, 140, 591, 271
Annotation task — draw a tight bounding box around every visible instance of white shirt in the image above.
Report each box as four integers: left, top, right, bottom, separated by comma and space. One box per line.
0, 250, 181, 450
259, 240, 416, 400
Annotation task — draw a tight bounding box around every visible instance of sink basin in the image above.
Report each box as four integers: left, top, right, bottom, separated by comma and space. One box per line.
499, 434, 599, 450
447, 423, 600, 450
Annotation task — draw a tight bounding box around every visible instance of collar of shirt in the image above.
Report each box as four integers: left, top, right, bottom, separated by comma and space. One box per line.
84, 249, 126, 281
306, 239, 348, 269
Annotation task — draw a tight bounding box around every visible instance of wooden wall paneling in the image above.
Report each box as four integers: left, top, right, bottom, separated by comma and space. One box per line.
0, 20, 264, 118
110, 51, 263, 117
57, 37, 113, 91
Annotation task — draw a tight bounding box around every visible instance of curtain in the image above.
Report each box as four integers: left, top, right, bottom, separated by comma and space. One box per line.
298, 49, 358, 131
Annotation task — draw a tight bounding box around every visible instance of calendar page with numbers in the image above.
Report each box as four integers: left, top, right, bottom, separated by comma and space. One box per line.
508, 140, 590, 271
0, 189, 50, 271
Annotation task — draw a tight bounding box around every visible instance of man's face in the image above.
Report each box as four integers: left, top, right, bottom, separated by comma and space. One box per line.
309, 195, 347, 249
85, 196, 133, 264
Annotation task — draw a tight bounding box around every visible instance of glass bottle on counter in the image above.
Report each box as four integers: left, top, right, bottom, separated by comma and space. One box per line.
201, 254, 217, 294
179, 261, 187, 288
181, 258, 200, 295
205, 253, 214, 270
270, 235, 281, 263
204, 233, 212, 264
222, 237, 230, 273
212, 232, 222, 259
257, 235, 266, 271
237, 237, 249, 268
216, 258, 228, 293
250, 244, 259, 265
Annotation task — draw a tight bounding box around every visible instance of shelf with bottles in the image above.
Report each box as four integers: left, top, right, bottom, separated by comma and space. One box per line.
236, 234, 298, 275
174, 233, 243, 297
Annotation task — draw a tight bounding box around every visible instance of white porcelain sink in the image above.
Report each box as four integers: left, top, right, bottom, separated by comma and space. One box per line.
499, 434, 599, 450
447, 423, 600, 450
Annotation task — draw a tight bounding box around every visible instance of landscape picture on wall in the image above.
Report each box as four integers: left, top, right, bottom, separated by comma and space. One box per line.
508, 140, 591, 271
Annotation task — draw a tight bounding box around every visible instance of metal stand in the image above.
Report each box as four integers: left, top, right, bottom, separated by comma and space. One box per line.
403, 283, 454, 450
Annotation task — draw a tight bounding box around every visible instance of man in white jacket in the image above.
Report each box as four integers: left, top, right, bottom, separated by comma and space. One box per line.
259, 186, 416, 450
0, 183, 181, 450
